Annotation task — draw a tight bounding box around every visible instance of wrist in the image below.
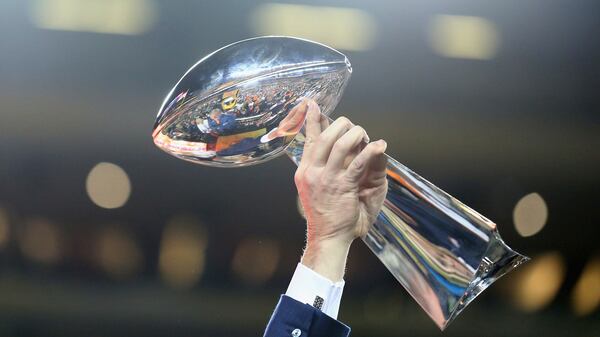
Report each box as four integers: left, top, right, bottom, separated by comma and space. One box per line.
301, 238, 353, 282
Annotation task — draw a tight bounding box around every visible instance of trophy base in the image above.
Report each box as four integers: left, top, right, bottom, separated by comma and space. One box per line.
442, 231, 530, 330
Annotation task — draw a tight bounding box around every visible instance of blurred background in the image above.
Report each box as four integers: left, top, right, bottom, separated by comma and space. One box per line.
0, 0, 599, 336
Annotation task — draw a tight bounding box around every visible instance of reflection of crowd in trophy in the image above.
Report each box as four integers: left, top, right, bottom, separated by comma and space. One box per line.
165, 82, 304, 142
157, 72, 347, 162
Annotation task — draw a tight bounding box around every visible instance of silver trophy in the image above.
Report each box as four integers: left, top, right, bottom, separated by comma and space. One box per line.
151, 36, 529, 330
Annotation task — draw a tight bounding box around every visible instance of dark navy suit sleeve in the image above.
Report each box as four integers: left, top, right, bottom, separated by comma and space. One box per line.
263, 295, 351, 337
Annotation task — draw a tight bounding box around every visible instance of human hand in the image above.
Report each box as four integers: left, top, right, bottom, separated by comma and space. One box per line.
294, 99, 388, 281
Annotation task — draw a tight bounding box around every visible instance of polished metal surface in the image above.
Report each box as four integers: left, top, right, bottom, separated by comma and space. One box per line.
152, 36, 529, 329
152, 36, 351, 166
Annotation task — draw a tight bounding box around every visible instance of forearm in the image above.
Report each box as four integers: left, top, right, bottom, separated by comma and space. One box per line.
301, 238, 352, 283
283, 233, 352, 320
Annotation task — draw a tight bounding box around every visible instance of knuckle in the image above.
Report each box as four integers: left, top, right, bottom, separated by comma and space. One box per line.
354, 125, 366, 137
366, 141, 379, 152
337, 116, 350, 123
350, 158, 364, 171
333, 138, 350, 152
337, 116, 352, 127
297, 171, 320, 190
294, 170, 304, 184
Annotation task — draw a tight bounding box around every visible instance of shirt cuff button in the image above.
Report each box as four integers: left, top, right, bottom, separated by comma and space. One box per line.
292, 328, 302, 337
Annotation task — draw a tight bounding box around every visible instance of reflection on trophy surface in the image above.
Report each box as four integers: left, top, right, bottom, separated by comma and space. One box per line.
153, 45, 350, 166
152, 36, 529, 330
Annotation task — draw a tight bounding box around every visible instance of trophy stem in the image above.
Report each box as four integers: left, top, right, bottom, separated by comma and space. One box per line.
285, 130, 529, 330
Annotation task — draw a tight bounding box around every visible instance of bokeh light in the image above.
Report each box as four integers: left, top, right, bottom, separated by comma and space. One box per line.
86, 162, 132, 209
95, 226, 143, 280
571, 255, 600, 316
250, 3, 377, 51
509, 251, 566, 312
0, 207, 9, 249
231, 237, 280, 285
29, 0, 157, 35
513, 192, 548, 237
158, 214, 207, 289
428, 14, 500, 60
18, 218, 63, 264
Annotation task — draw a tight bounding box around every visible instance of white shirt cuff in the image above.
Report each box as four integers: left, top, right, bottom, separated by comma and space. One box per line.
285, 263, 345, 319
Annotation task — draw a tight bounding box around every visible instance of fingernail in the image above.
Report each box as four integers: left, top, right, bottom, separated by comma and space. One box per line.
305, 101, 312, 113
364, 132, 370, 143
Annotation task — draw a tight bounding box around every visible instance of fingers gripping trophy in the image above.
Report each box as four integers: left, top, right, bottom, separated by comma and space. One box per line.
151, 36, 529, 330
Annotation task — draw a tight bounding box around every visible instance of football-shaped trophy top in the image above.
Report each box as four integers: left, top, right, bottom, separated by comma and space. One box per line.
152, 36, 352, 167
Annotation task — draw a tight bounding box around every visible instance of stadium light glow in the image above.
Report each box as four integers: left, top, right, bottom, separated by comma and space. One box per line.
86, 162, 132, 209
29, 0, 157, 35
428, 14, 500, 60
513, 192, 548, 237
159, 214, 208, 289
250, 3, 377, 52
571, 255, 600, 316
231, 237, 280, 285
510, 251, 566, 312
